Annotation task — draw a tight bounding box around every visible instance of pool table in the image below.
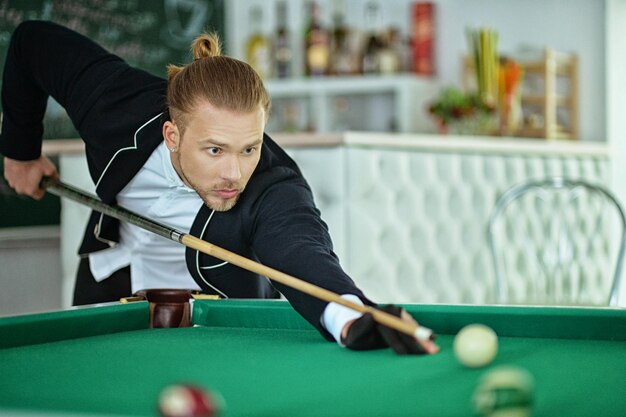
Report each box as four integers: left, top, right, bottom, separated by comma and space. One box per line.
0, 299, 625, 417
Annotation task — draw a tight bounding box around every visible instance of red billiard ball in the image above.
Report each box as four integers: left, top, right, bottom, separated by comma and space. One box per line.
158, 384, 222, 417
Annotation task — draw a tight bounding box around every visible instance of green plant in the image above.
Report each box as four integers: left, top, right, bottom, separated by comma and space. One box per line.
428, 87, 495, 126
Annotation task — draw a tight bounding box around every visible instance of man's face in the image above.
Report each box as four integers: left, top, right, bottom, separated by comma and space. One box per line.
163, 102, 265, 211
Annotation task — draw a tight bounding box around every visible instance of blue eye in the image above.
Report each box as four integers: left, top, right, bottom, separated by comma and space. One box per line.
207, 147, 221, 155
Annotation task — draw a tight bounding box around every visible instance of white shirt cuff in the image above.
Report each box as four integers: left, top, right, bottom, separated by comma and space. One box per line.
321, 294, 365, 346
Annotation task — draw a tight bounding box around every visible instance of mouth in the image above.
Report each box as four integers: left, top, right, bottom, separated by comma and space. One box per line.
214, 189, 239, 199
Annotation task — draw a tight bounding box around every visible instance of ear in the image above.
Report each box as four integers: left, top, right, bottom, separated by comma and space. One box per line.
162, 121, 179, 151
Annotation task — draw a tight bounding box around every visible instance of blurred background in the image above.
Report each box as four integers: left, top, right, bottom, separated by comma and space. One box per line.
1, 0, 625, 315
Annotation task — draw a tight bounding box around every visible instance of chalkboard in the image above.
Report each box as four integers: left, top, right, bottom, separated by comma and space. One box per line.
0, 0, 225, 228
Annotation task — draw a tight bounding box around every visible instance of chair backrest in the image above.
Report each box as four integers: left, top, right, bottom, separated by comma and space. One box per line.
488, 177, 625, 306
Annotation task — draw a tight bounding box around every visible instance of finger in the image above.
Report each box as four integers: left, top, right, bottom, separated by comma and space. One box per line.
29, 188, 46, 200
397, 332, 426, 355
382, 324, 439, 354
378, 306, 423, 354
378, 325, 410, 354
378, 324, 427, 355
399, 309, 437, 343
11, 181, 31, 196
419, 339, 440, 355
42, 160, 58, 178
397, 308, 439, 354
25, 176, 45, 198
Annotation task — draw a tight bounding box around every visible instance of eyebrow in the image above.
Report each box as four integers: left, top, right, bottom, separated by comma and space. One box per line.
199, 137, 263, 149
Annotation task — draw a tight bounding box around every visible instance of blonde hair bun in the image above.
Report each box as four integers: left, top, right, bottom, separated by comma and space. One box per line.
192, 33, 222, 60
166, 32, 222, 81
166, 31, 270, 133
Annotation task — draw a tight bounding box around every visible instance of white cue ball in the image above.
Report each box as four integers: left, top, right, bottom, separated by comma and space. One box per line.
453, 324, 498, 368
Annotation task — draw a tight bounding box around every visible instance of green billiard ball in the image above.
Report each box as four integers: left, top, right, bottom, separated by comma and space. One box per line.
472, 366, 534, 417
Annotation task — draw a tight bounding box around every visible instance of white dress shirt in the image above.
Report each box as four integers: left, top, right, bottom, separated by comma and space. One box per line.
89, 142, 203, 290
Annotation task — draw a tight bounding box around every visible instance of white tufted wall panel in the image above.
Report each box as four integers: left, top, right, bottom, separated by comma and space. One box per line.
343, 148, 610, 305
284, 143, 613, 305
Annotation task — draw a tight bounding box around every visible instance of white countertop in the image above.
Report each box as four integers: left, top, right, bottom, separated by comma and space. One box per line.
342, 132, 611, 157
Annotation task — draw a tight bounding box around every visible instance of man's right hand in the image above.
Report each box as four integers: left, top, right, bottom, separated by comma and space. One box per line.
3, 155, 58, 200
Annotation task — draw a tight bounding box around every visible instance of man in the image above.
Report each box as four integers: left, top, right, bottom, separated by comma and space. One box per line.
1, 21, 437, 355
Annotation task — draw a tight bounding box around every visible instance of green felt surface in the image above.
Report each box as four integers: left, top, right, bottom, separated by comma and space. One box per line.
0, 301, 625, 417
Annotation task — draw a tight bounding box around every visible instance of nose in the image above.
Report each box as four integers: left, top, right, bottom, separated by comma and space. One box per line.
221, 155, 242, 183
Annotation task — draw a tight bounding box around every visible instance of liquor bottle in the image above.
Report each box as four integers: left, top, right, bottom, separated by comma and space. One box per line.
377, 29, 401, 74
274, 0, 292, 78
330, 0, 354, 75
361, 1, 382, 74
245, 6, 272, 79
389, 28, 411, 73
304, 0, 329, 77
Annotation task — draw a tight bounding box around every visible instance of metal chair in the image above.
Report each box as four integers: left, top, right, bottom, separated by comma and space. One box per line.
488, 177, 625, 306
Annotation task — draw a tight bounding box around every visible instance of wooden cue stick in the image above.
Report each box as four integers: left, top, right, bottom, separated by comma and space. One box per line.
42, 177, 433, 342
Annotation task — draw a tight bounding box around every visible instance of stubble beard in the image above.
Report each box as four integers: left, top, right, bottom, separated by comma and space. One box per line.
176, 155, 240, 212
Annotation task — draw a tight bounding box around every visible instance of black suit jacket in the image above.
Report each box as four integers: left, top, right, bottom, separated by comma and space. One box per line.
0, 21, 370, 339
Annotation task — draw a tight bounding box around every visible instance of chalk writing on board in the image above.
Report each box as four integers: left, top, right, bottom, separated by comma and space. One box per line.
0, 0, 223, 139
0, 0, 220, 73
